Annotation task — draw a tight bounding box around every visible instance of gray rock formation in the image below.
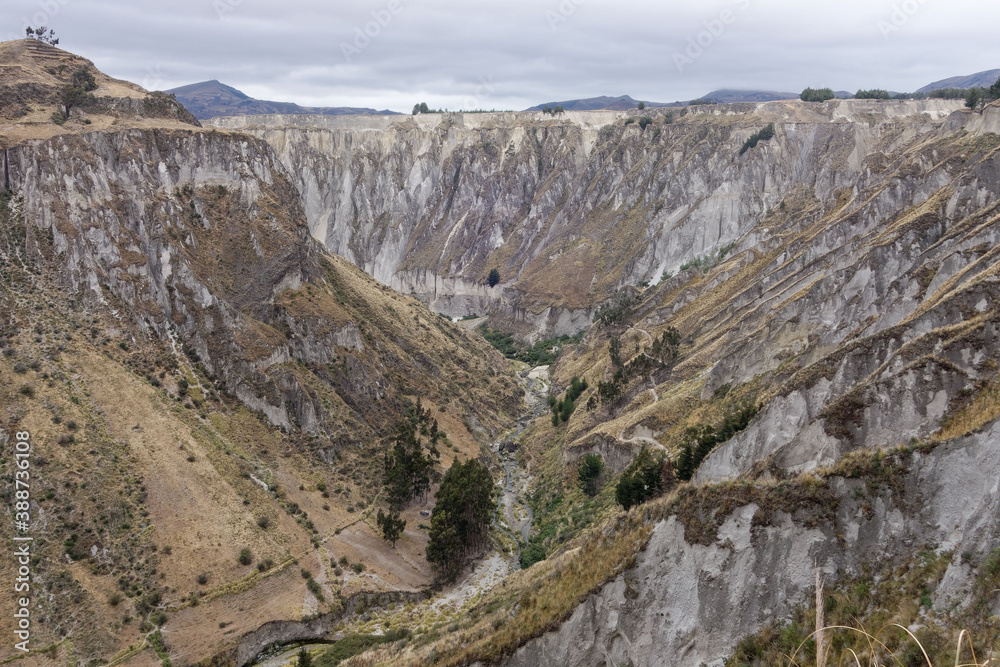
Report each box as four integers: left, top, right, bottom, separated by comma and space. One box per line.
504, 422, 1000, 666
210, 100, 964, 339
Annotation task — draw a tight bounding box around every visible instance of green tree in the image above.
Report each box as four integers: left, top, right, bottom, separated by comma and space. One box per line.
989, 77, 1000, 101
376, 509, 406, 547
801, 87, 835, 102
615, 448, 673, 510
577, 454, 604, 496
425, 459, 496, 582
855, 89, 889, 100
965, 87, 982, 111
383, 399, 441, 510
637, 101, 645, 110
487, 268, 501, 287
71, 67, 98, 92
25, 26, 59, 45
553, 104, 565, 115
296, 647, 313, 667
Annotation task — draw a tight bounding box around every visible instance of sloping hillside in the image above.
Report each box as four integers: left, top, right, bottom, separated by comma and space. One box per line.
0, 40, 520, 666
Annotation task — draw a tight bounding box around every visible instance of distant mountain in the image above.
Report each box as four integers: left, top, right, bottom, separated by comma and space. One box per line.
165, 80, 400, 120
698, 89, 798, 103
917, 69, 1000, 93
523, 95, 680, 112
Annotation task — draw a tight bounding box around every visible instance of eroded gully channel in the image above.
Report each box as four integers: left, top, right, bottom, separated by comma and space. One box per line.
250, 366, 547, 666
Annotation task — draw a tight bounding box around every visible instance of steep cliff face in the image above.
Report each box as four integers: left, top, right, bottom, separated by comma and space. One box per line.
0, 42, 522, 665
503, 424, 1000, 666
1, 125, 519, 443
211, 100, 963, 336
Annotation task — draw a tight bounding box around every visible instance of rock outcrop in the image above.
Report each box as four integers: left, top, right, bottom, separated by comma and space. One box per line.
211, 100, 964, 338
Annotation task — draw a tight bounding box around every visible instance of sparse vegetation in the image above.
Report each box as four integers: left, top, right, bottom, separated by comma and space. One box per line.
738, 122, 776, 156
25, 26, 59, 45
480, 325, 584, 366
615, 448, 674, 510
675, 400, 760, 481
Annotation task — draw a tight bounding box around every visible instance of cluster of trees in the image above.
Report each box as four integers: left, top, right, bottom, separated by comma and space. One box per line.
411, 102, 442, 114
383, 400, 442, 509
549, 376, 588, 426
425, 459, 496, 582
595, 290, 637, 327
800, 87, 836, 102
738, 122, 776, 156
480, 325, 583, 367
615, 448, 676, 510
577, 454, 605, 496
675, 401, 760, 481
25, 26, 58, 45
541, 105, 565, 115
612, 400, 760, 511
688, 98, 717, 106
960, 80, 1000, 110
379, 400, 445, 544
855, 89, 891, 100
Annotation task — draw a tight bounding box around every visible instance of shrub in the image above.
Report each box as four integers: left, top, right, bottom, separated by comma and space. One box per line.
638, 115, 654, 130
256, 515, 270, 529
196, 573, 208, 585
13, 362, 28, 374
738, 122, 776, 156
238, 547, 252, 566
352, 562, 364, 573
616, 448, 675, 510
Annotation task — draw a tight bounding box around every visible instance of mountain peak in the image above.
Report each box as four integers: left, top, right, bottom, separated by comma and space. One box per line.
165, 80, 399, 119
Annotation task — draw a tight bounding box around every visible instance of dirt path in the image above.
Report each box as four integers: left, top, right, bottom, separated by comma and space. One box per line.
617, 423, 666, 451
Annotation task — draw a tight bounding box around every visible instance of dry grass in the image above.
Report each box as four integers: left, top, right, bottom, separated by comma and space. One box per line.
784, 625, 990, 667
934, 374, 1000, 441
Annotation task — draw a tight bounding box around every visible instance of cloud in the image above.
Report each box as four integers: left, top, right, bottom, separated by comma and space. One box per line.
4, 0, 1000, 112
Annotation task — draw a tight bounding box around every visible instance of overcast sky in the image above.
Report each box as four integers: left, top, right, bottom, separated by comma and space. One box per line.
4, 0, 1000, 112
